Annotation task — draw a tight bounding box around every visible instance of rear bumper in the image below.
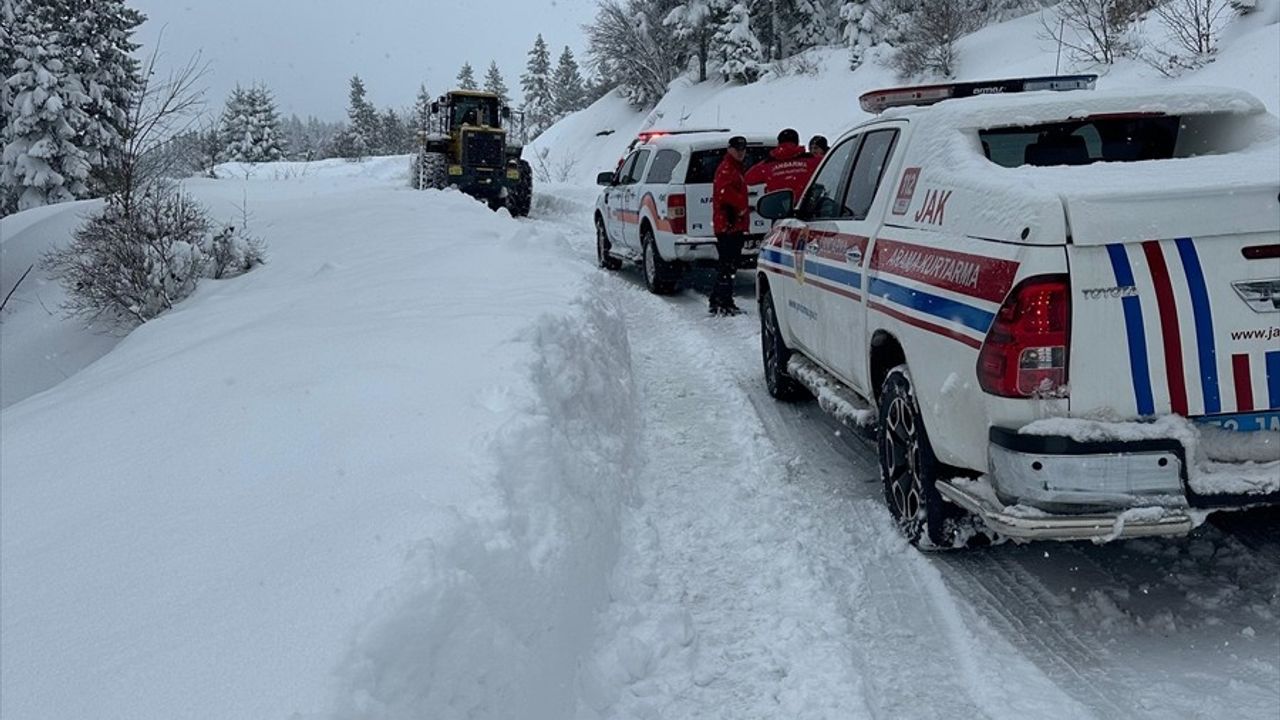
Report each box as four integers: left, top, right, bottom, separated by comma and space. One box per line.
945, 426, 1278, 542
672, 234, 763, 264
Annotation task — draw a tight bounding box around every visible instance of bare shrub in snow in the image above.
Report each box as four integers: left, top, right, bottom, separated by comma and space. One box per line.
1040, 0, 1143, 66
1140, 0, 1234, 76
884, 0, 983, 79
45, 183, 264, 325
586, 0, 685, 108
531, 146, 580, 183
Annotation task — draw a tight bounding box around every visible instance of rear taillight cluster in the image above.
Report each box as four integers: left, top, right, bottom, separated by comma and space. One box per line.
977, 275, 1071, 398
666, 193, 686, 235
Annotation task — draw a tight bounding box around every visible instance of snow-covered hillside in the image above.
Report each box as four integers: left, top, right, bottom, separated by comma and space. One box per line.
530, 1, 1280, 183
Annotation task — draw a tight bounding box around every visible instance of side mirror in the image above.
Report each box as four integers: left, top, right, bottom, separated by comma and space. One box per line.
757, 189, 795, 220
430, 102, 439, 115
596, 171, 616, 186
502, 106, 511, 119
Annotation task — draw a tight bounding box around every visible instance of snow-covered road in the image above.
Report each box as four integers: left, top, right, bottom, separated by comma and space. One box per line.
2, 170, 1275, 719
534, 189, 1280, 719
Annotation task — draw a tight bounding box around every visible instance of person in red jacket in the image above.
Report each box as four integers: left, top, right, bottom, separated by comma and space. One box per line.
711, 135, 750, 316
744, 128, 821, 201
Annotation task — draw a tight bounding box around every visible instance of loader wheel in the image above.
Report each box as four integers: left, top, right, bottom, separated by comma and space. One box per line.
595, 216, 622, 271
417, 151, 447, 190
877, 367, 979, 550
505, 159, 533, 217
759, 288, 804, 401
641, 228, 680, 295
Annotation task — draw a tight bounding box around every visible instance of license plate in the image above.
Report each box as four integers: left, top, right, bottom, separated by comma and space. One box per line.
1195, 411, 1280, 432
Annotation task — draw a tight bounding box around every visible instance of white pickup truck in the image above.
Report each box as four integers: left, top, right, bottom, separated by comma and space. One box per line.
594, 131, 775, 294
754, 76, 1280, 547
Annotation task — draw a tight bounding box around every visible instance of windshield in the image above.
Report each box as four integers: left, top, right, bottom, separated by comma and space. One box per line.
451, 96, 499, 128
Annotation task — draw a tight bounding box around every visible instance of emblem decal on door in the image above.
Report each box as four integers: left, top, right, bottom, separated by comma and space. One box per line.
892, 167, 920, 216
1231, 278, 1280, 313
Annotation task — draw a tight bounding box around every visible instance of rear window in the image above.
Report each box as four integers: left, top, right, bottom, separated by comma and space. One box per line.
685, 146, 775, 184
980, 114, 1256, 168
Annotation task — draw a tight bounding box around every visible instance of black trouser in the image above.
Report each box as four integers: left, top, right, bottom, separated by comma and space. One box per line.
711, 232, 745, 309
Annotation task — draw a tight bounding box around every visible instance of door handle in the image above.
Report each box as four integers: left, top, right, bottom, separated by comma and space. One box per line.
847, 248, 863, 265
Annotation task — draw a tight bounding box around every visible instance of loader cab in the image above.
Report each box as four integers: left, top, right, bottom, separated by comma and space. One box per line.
435, 91, 504, 131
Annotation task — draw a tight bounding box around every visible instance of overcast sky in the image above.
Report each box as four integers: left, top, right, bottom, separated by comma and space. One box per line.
130, 0, 599, 121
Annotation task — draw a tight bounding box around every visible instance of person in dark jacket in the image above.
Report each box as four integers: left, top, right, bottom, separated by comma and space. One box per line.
711, 135, 750, 316
808, 134, 829, 159
744, 128, 820, 201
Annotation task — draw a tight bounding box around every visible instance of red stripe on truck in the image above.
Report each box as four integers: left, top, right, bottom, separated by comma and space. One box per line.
1232, 354, 1255, 412
1141, 240, 1190, 416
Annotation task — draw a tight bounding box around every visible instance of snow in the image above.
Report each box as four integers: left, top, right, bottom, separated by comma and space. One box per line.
4, 5, 1280, 720
2, 160, 640, 719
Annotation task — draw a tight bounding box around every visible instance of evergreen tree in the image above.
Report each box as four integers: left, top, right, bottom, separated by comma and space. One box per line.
520, 34, 555, 136
664, 0, 721, 82
551, 46, 586, 117
715, 3, 764, 83
218, 84, 285, 163
379, 108, 409, 154
785, 0, 835, 52
1, 1, 92, 213
64, 0, 145, 193
411, 83, 433, 142
483, 61, 510, 104
344, 75, 380, 158
456, 62, 477, 90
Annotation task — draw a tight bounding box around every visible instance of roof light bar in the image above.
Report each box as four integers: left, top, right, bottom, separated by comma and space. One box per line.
859, 74, 1098, 114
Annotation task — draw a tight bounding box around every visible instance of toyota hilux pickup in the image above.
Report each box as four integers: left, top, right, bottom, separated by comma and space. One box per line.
754, 75, 1280, 547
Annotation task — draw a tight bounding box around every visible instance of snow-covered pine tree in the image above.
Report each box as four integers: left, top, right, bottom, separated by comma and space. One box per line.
456, 62, 477, 90
344, 75, 380, 158
482, 61, 510, 104
411, 83, 432, 143
520, 34, 556, 137
785, 0, 836, 53
247, 85, 285, 161
551, 46, 586, 118
714, 3, 765, 83
218, 85, 284, 162
1, 1, 93, 213
664, 0, 721, 81
63, 0, 145, 194
379, 108, 409, 154
838, 0, 873, 68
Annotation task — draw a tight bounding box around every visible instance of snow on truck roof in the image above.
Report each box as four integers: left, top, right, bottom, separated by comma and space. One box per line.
877, 84, 1269, 128
644, 132, 775, 151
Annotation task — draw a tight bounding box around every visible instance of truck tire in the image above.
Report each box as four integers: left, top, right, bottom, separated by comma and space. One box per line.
759, 288, 804, 400
641, 228, 680, 295
877, 366, 979, 549
417, 151, 447, 190
596, 216, 622, 270
505, 159, 533, 217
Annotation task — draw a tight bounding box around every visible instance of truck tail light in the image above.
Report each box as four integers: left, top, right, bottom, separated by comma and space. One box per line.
977, 274, 1071, 398
667, 193, 686, 235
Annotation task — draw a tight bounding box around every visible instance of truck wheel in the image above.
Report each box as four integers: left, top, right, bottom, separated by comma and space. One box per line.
759, 288, 804, 401
505, 159, 533, 217
877, 366, 976, 549
641, 229, 680, 295
416, 151, 447, 190
596, 217, 622, 271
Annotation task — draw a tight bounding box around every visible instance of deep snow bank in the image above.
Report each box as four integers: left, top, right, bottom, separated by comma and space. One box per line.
1, 167, 639, 719
530, 3, 1280, 185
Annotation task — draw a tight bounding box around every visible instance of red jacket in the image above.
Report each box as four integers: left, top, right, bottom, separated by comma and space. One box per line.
744, 142, 820, 201
713, 153, 750, 235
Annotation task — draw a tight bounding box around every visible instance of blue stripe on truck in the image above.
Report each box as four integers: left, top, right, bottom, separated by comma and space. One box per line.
1174, 238, 1221, 415
1106, 244, 1155, 416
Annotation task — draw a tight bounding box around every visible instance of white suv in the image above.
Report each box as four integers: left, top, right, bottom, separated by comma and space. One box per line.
594, 132, 776, 294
